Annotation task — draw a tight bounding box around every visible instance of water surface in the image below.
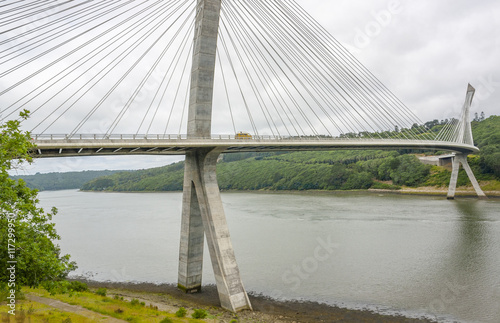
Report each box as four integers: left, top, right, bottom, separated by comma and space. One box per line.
38, 190, 500, 322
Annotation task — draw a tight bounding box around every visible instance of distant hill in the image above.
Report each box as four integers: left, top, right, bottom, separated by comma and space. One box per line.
81, 116, 500, 192
11, 170, 126, 191
80, 150, 445, 192
17, 116, 497, 193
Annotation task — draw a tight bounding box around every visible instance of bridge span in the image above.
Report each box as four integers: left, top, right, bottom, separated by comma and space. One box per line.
3, 0, 487, 313
32, 135, 479, 157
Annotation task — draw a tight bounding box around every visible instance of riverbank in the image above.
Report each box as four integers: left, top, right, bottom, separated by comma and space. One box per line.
80, 186, 500, 198
80, 281, 437, 322
373, 187, 500, 198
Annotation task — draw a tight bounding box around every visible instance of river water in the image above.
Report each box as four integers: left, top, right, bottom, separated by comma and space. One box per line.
38, 190, 500, 323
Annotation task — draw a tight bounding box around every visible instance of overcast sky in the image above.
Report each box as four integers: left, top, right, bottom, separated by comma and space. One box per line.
5, 0, 499, 175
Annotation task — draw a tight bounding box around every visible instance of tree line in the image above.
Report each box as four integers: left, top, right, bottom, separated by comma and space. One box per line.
81, 115, 499, 192
11, 170, 123, 191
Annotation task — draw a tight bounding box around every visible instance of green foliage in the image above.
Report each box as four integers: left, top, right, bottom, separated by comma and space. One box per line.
217, 150, 393, 191
471, 116, 500, 178
1, 111, 76, 288
342, 172, 373, 190
0, 282, 24, 300
42, 280, 88, 295
160, 318, 174, 323
175, 307, 187, 317
370, 182, 401, 190
424, 166, 451, 187
377, 156, 400, 181
130, 298, 145, 306
191, 309, 208, 319
95, 288, 107, 296
81, 161, 185, 191
424, 166, 471, 187
11, 170, 122, 191
481, 150, 500, 177
78, 115, 499, 192
390, 155, 431, 187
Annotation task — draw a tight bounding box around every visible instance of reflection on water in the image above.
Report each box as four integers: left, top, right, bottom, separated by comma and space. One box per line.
454, 200, 488, 267
38, 190, 500, 323
419, 200, 491, 322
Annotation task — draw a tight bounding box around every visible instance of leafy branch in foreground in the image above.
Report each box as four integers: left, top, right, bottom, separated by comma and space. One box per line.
1, 110, 76, 289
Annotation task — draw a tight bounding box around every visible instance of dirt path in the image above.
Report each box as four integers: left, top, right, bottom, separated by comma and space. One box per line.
26, 294, 127, 322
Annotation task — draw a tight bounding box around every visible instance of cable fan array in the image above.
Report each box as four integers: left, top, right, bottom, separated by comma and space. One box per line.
1, 0, 196, 137
0, 0, 469, 143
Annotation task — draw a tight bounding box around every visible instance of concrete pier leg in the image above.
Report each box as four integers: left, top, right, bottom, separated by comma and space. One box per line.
456, 154, 487, 199
179, 147, 252, 312
447, 155, 460, 200
178, 156, 205, 293
447, 154, 487, 199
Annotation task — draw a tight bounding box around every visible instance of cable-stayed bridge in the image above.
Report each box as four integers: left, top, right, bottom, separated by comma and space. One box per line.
0, 0, 486, 312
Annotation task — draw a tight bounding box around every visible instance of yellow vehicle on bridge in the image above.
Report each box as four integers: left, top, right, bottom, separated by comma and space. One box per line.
235, 132, 252, 139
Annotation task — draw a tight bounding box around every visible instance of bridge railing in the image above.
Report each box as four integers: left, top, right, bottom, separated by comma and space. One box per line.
31, 133, 439, 142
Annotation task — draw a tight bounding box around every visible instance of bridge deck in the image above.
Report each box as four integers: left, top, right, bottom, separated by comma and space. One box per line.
31, 135, 478, 157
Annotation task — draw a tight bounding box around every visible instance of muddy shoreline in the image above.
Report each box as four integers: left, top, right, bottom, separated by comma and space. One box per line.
78, 280, 438, 322
80, 187, 500, 198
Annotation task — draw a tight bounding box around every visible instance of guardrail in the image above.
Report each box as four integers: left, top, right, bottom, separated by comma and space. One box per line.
31, 133, 440, 141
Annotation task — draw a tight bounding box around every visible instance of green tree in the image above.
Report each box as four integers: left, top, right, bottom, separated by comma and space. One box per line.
342, 172, 373, 190
377, 156, 400, 181
390, 155, 431, 187
1, 111, 76, 288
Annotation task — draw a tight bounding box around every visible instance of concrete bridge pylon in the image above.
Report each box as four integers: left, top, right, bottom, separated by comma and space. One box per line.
177, 0, 252, 312
447, 153, 487, 199
447, 85, 487, 200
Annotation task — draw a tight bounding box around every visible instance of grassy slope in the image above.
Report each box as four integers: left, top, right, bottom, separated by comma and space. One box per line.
20, 287, 207, 323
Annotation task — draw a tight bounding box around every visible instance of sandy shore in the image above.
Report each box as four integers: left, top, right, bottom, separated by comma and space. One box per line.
79, 281, 437, 323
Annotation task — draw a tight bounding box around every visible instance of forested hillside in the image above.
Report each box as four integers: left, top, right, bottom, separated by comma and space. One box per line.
11, 170, 123, 191
70, 116, 500, 192
81, 162, 184, 191
471, 115, 500, 177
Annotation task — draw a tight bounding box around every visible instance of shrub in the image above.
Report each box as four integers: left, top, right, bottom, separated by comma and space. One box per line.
160, 318, 174, 323
192, 309, 208, 319
69, 281, 88, 292
371, 182, 400, 190
342, 172, 373, 190
41, 280, 88, 295
175, 307, 187, 317
390, 155, 431, 187
95, 288, 107, 296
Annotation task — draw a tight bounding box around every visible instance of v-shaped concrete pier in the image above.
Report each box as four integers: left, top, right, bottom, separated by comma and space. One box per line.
177, 0, 252, 312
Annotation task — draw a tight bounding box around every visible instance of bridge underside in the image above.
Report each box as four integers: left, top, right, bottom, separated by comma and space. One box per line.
31, 138, 478, 158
